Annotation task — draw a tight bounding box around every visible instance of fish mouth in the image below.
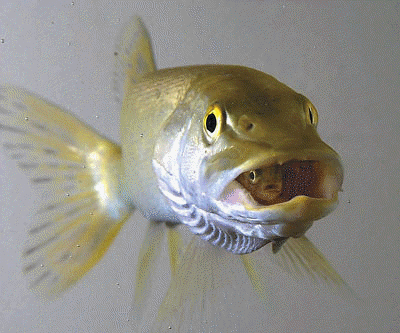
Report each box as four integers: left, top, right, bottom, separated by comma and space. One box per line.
236, 160, 331, 205
218, 155, 343, 213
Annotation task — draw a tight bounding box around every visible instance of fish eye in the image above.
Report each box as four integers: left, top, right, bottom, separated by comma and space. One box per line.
203, 104, 224, 141
305, 101, 318, 126
206, 113, 217, 133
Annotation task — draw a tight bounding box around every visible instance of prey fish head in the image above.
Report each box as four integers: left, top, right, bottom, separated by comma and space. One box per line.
152, 65, 343, 254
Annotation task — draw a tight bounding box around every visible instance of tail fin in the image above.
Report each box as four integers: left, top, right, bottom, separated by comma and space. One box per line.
113, 15, 156, 107
0, 86, 133, 298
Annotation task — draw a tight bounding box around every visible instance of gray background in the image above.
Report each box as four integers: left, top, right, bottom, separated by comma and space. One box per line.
0, 1, 399, 332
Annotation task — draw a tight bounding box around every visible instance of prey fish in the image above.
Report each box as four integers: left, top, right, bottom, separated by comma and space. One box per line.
0, 16, 354, 332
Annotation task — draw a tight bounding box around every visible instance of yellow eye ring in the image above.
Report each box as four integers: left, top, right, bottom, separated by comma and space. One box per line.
305, 101, 318, 126
203, 104, 224, 141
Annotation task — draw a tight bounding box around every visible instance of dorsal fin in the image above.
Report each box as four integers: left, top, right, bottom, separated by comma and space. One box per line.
113, 16, 156, 107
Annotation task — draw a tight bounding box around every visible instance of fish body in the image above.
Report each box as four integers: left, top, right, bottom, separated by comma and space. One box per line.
0, 16, 353, 331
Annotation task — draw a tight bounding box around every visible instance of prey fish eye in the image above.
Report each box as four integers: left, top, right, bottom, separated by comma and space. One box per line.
248, 169, 262, 184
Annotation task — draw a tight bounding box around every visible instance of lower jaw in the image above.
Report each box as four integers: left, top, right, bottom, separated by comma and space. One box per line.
248, 194, 340, 224
216, 191, 339, 228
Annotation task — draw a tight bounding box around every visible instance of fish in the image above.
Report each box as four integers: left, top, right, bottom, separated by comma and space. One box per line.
0, 16, 355, 332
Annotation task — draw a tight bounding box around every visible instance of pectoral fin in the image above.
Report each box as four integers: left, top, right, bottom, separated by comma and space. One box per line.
245, 235, 359, 302
166, 224, 185, 278
130, 221, 185, 330
130, 221, 165, 329
151, 236, 262, 332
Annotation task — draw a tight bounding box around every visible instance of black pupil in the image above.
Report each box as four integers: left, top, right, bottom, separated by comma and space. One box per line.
308, 108, 314, 124
206, 113, 217, 133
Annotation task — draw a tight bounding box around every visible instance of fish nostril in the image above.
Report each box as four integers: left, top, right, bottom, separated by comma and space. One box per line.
238, 115, 255, 133
246, 123, 254, 131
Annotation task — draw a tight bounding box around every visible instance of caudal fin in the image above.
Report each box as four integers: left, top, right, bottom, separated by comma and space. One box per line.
0, 86, 133, 298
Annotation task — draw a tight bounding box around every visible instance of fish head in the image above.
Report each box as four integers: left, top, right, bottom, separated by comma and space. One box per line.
153, 66, 343, 253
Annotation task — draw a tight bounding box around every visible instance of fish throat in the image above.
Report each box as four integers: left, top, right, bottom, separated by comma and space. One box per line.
235, 160, 327, 206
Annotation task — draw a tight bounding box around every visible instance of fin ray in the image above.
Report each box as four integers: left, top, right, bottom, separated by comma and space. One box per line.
113, 16, 156, 106
166, 224, 185, 278
0, 86, 134, 298
151, 237, 264, 332
271, 236, 359, 300
241, 253, 274, 309
130, 221, 165, 329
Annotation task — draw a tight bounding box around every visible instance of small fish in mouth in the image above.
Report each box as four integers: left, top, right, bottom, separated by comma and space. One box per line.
236, 160, 325, 206
237, 164, 284, 204
0, 15, 355, 331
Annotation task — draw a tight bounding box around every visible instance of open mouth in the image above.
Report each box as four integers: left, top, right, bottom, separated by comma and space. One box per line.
221, 159, 342, 208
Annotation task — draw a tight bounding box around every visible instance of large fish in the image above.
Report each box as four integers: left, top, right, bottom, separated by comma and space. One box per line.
0, 16, 353, 331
